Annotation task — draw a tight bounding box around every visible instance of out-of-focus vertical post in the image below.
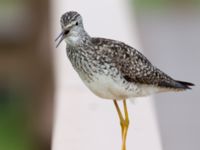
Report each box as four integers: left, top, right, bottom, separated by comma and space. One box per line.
0, 0, 54, 150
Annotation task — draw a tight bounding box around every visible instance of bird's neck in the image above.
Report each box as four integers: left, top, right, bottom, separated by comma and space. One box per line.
65, 29, 91, 47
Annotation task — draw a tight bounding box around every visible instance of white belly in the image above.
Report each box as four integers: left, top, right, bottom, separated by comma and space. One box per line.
83, 74, 133, 100
80, 73, 168, 100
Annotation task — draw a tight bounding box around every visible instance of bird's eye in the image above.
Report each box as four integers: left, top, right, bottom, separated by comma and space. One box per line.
75, 22, 79, 26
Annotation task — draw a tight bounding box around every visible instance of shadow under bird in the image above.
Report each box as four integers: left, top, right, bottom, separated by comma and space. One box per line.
55, 11, 194, 150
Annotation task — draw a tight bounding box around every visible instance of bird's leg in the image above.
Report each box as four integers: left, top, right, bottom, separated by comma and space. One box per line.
122, 100, 129, 150
113, 100, 130, 150
113, 100, 125, 138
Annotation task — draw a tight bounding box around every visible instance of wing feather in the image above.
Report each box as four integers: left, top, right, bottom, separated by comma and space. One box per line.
91, 38, 192, 89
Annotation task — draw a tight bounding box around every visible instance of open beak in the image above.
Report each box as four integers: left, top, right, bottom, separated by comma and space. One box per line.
55, 30, 65, 48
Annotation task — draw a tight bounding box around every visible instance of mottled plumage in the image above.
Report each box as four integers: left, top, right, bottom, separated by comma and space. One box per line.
56, 11, 194, 100
91, 38, 193, 89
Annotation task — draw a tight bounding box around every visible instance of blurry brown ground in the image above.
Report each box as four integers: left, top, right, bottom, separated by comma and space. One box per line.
0, 0, 54, 150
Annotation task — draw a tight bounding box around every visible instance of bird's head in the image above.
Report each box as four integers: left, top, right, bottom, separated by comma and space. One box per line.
55, 11, 84, 47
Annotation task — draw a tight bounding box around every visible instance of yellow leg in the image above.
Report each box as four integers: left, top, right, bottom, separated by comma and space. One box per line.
113, 100, 124, 138
113, 100, 130, 150
122, 100, 129, 150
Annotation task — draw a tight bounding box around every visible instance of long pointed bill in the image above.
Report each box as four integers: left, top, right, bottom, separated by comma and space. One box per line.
55, 31, 64, 48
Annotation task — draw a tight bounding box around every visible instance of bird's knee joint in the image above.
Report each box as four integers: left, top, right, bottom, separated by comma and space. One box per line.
120, 120, 129, 127
126, 119, 130, 127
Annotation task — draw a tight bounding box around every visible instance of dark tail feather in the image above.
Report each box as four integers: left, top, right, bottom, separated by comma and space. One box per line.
175, 80, 195, 90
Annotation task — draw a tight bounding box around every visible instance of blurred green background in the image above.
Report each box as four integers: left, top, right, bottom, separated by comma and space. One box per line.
0, 0, 54, 150
134, 0, 200, 8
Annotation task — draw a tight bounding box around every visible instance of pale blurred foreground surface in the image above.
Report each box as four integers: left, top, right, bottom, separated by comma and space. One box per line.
52, 0, 162, 150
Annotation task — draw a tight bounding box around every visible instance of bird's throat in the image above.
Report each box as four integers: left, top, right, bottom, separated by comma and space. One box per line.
65, 35, 81, 46
65, 29, 91, 46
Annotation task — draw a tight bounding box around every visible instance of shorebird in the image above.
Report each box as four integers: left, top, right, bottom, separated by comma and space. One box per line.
55, 11, 194, 150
